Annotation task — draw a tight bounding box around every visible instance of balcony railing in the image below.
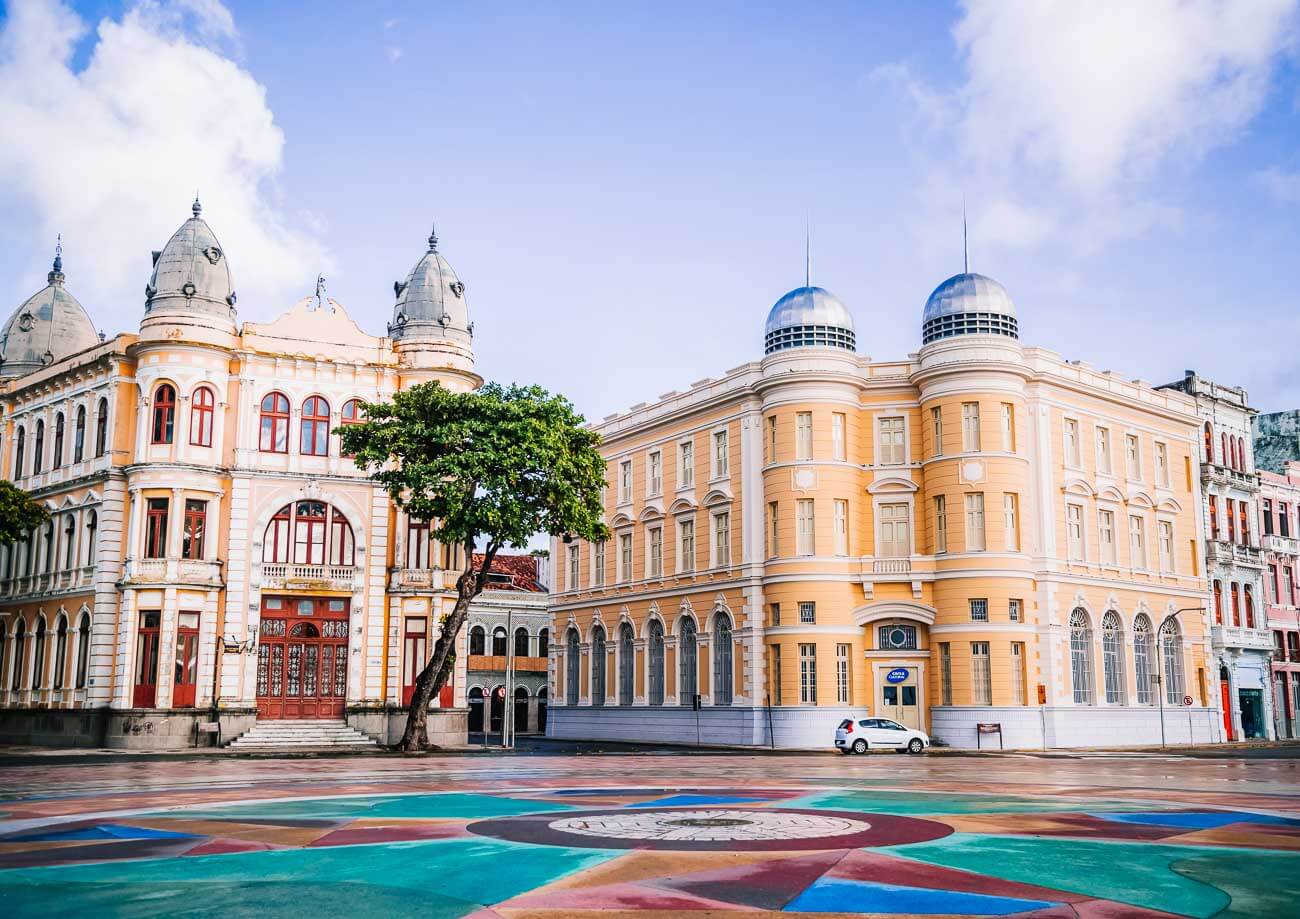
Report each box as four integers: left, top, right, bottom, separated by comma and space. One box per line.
1262, 534, 1300, 557
259, 563, 358, 591
873, 558, 912, 575
1211, 625, 1275, 651
0, 566, 96, 599
1206, 541, 1265, 569
389, 568, 446, 590
1202, 464, 1259, 489
122, 558, 224, 586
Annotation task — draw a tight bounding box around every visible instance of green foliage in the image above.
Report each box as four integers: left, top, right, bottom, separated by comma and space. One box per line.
337, 381, 609, 553
0, 480, 49, 543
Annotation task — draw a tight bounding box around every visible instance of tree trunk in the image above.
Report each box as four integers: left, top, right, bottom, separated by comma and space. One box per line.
398, 541, 498, 751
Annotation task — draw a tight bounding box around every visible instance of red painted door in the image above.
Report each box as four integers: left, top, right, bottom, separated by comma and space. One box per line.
173, 627, 198, 707
1221, 680, 1234, 740
402, 617, 427, 706
256, 596, 348, 719
133, 612, 160, 708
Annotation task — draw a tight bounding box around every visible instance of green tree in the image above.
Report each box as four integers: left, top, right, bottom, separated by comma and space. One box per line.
0, 479, 48, 544
338, 381, 608, 751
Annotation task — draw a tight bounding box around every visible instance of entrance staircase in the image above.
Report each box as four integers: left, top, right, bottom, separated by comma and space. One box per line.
227, 720, 381, 753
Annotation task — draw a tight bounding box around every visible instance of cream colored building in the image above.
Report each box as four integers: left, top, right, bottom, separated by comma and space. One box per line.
0, 205, 485, 748
549, 273, 1218, 749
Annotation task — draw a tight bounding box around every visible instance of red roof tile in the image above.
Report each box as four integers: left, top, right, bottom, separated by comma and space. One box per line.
472, 552, 545, 592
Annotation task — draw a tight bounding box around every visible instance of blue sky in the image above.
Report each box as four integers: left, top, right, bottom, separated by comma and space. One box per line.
2, 0, 1298, 419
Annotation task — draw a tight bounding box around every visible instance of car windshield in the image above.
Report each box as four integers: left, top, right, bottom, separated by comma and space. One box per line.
837, 719, 853, 729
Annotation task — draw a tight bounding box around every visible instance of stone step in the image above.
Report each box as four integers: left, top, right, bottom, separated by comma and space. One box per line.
226, 719, 380, 750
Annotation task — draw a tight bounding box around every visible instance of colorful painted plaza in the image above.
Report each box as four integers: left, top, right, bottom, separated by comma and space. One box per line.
1, 749, 1298, 917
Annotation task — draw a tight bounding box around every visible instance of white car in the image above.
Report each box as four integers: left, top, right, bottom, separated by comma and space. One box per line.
835, 717, 929, 754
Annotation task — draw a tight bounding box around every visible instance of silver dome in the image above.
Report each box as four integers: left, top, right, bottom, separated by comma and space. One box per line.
0, 248, 99, 380
145, 197, 236, 317
390, 226, 470, 342
763, 286, 855, 355
921, 272, 1018, 345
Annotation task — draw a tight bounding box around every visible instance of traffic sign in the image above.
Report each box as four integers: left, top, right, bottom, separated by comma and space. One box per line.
1183, 695, 1193, 707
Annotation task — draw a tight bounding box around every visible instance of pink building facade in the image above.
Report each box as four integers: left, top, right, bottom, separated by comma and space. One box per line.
1260, 461, 1300, 739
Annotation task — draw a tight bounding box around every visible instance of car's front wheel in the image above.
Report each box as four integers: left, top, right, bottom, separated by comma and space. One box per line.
851, 738, 868, 754
907, 738, 925, 754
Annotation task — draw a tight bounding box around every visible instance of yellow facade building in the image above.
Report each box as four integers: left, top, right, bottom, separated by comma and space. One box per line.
549, 272, 1216, 748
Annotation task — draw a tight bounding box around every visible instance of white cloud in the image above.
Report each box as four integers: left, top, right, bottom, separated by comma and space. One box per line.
387, 46, 403, 63
1254, 165, 1300, 202
0, 0, 326, 332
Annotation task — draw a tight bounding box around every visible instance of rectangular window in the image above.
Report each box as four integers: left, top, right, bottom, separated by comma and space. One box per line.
1129, 515, 1146, 568
1281, 504, 1291, 538
1009, 598, 1022, 622
965, 492, 986, 552
1064, 418, 1081, 467
799, 643, 817, 703
619, 460, 632, 503
648, 525, 663, 578
767, 501, 779, 557
647, 451, 662, 496
1001, 403, 1015, 452
934, 495, 947, 554
618, 532, 633, 582
144, 498, 168, 559
796, 499, 815, 556
1125, 434, 1140, 479
836, 644, 850, 704
796, 412, 813, 460
677, 519, 695, 572
592, 539, 606, 587
1227, 498, 1236, 542
832, 412, 846, 461
1011, 642, 1026, 704
962, 402, 981, 452
406, 518, 430, 569
834, 499, 849, 555
799, 601, 816, 624
939, 642, 952, 705
1269, 564, 1278, 603
769, 602, 781, 626
1158, 520, 1174, 572
878, 416, 905, 465
971, 641, 992, 705
931, 406, 943, 456
1096, 427, 1112, 475
879, 502, 910, 558
181, 499, 206, 560
713, 511, 731, 567
679, 440, 694, 488
969, 598, 988, 622
1263, 498, 1274, 535
1095, 509, 1113, 565
1155, 442, 1169, 486
770, 645, 782, 705
1003, 493, 1019, 552
767, 415, 777, 463
567, 544, 580, 589
1067, 503, 1085, 561
713, 429, 729, 477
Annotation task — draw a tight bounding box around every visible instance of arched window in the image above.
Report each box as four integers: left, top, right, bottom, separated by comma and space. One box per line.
492, 626, 508, 657
1069, 608, 1093, 705
11, 620, 26, 689
679, 617, 698, 705
85, 511, 97, 567
1221, 433, 1228, 467
1101, 611, 1125, 705
151, 384, 176, 444
52, 615, 68, 690
74, 614, 90, 689
537, 627, 549, 658
1230, 583, 1241, 626
15, 425, 25, 476
1203, 423, 1213, 463
95, 398, 108, 457
300, 396, 331, 456
514, 627, 530, 658
565, 629, 580, 705
618, 622, 634, 705
190, 386, 215, 447
340, 399, 364, 458
1238, 437, 1247, 471
63, 515, 76, 569
52, 413, 65, 468
591, 625, 606, 706
259, 392, 290, 453
1244, 586, 1255, 628
261, 501, 355, 566
468, 625, 486, 655
1133, 614, 1155, 705
1160, 618, 1185, 704
32, 617, 47, 689
33, 419, 44, 472
73, 405, 86, 463
648, 619, 665, 706
1213, 580, 1223, 625
713, 611, 733, 706
43, 521, 54, 572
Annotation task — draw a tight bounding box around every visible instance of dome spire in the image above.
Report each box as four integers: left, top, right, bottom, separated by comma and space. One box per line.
48, 234, 64, 285
192, 194, 202, 218
962, 199, 969, 274
427, 222, 438, 252
804, 221, 811, 288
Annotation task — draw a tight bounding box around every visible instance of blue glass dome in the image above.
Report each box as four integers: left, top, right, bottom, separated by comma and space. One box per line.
921, 273, 1017, 345
763, 286, 856, 355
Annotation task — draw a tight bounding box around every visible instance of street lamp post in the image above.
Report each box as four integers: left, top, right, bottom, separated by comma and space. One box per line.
503, 607, 514, 749
1156, 607, 1206, 747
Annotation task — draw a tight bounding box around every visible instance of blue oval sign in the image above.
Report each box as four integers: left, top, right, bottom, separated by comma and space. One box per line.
886, 668, 909, 684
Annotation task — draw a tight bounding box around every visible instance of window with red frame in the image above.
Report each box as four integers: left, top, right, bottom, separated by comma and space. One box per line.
152, 385, 176, 444
190, 387, 215, 447
340, 399, 364, 457
182, 499, 207, 560
1213, 580, 1223, 624
261, 501, 354, 566
259, 392, 290, 453
300, 396, 331, 456
1230, 583, 1241, 626
1221, 433, 1228, 467
1203, 423, 1213, 463
1239, 502, 1250, 545
145, 498, 169, 558
1227, 499, 1236, 542
1209, 498, 1219, 539
1244, 586, 1255, 628
407, 518, 430, 568
1238, 436, 1247, 471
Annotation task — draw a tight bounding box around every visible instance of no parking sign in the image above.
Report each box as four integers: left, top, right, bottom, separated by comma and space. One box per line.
1183, 695, 1193, 706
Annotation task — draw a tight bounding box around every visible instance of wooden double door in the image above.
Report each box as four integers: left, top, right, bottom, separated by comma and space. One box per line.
256, 596, 349, 719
